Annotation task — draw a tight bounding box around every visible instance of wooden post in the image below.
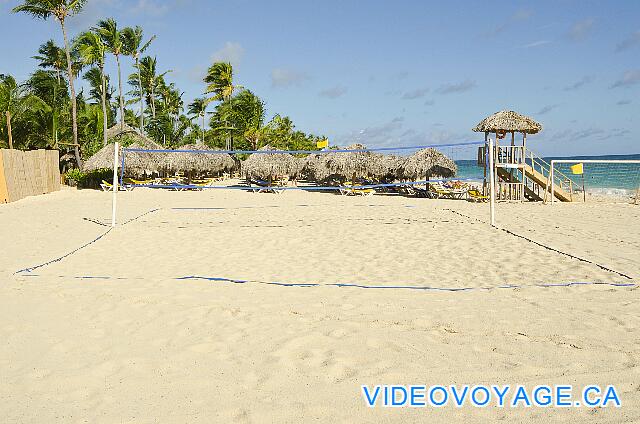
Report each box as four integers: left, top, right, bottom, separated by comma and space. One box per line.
483, 132, 488, 195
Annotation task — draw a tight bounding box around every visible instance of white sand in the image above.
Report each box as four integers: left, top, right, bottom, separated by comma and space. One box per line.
1, 186, 638, 423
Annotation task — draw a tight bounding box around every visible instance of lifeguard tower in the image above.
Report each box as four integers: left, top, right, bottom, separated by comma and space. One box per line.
473, 110, 576, 202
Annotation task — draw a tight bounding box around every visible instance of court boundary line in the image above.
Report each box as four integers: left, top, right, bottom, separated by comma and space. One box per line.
445, 209, 635, 280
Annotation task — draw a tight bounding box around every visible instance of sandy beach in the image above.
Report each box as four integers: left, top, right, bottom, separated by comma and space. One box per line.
0, 186, 638, 423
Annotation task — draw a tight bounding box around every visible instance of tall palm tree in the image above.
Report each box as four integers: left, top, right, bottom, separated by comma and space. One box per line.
0, 75, 48, 149
204, 62, 242, 150
76, 31, 109, 146
187, 97, 207, 145
134, 56, 170, 121
33, 40, 67, 146
13, 0, 87, 167
122, 26, 155, 133
94, 18, 125, 131
33, 40, 66, 84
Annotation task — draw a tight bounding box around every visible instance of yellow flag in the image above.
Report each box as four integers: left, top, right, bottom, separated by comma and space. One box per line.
316, 139, 329, 149
570, 163, 583, 175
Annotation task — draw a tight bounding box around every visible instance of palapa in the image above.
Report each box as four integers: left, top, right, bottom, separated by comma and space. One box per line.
161, 144, 235, 175
472, 110, 542, 134
401, 148, 457, 180
378, 154, 405, 182
312, 144, 385, 183
242, 145, 298, 181
82, 133, 162, 175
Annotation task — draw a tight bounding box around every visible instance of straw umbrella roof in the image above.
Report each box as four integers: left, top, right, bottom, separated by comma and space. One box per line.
106, 122, 138, 140
242, 145, 298, 181
82, 135, 162, 174
472, 110, 542, 134
161, 144, 235, 174
312, 144, 385, 182
401, 148, 457, 180
378, 154, 405, 182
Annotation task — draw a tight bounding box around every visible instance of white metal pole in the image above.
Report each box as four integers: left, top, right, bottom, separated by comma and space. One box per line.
488, 138, 496, 227
550, 160, 555, 205
111, 142, 119, 227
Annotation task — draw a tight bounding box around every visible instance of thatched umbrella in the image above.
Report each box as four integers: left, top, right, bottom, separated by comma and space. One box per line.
378, 154, 405, 182
311, 144, 385, 184
401, 148, 457, 181
161, 144, 235, 175
83, 130, 162, 175
105, 122, 138, 140
242, 145, 298, 182
472, 110, 542, 134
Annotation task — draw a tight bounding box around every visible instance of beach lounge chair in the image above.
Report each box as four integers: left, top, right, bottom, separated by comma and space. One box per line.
250, 179, 286, 194
407, 185, 431, 198
340, 182, 376, 196
429, 182, 467, 199
467, 188, 489, 202
101, 180, 130, 191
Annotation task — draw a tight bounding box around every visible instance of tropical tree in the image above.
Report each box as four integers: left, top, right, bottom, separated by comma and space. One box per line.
0, 74, 48, 149
13, 0, 88, 166
130, 56, 169, 120
33, 40, 66, 84
33, 40, 67, 146
204, 62, 242, 149
122, 26, 155, 133
76, 30, 109, 146
187, 97, 207, 145
94, 18, 126, 130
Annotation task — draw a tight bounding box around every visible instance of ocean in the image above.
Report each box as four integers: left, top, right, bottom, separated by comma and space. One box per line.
455, 153, 640, 196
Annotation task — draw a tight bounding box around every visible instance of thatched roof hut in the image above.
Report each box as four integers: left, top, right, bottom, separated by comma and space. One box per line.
378, 154, 405, 182
161, 144, 235, 175
82, 132, 162, 175
472, 110, 542, 134
106, 122, 139, 140
311, 144, 385, 183
242, 145, 298, 181
401, 148, 457, 180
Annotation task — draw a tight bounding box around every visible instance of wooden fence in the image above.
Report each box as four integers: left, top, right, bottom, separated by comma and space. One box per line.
0, 149, 61, 203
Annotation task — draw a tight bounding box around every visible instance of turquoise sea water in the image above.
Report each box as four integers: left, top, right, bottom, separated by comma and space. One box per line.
455, 153, 640, 195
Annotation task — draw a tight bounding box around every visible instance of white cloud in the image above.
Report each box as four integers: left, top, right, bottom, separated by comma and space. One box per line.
319, 85, 348, 99
402, 87, 429, 100
435, 80, 476, 95
521, 40, 551, 49
212, 42, 245, 66
615, 31, 640, 52
568, 18, 595, 41
610, 69, 640, 88
271, 68, 310, 88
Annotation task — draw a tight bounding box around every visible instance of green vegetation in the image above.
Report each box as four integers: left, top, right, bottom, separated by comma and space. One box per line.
3, 0, 325, 167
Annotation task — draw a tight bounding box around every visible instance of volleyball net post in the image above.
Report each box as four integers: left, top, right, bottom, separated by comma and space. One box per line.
111, 142, 119, 227
488, 138, 496, 227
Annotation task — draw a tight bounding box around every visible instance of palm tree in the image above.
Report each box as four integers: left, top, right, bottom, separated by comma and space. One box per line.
76, 31, 109, 146
122, 26, 155, 133
94, 18, 125, 131
188, 97, 207, 145
13, 0, 87, 167
33, 40, 66, 84
33, 40, 67, 146
134, 56, 170, 121
204, 62, 242, 150
0, 75, 48, 149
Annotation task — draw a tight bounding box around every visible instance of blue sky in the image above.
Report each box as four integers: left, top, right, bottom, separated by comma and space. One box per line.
1, 0, 638, 156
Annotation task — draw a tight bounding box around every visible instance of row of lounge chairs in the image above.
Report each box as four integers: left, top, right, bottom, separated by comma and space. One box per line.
407, 182, 488, 202
100, 176, 226, 192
